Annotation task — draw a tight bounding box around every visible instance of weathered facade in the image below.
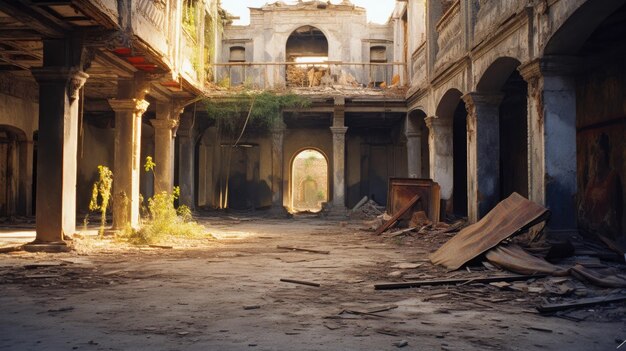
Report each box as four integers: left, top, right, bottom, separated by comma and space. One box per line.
0, 0, 624, 247
404, 0, 626, 243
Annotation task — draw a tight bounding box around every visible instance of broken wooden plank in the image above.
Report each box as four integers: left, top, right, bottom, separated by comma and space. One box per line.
536, 294, 626, 313
374, 194, 420, 235
280, 278, 320, 287
276, 245, 330, 255
388, 227, 417, 238
374, 274, 546, 290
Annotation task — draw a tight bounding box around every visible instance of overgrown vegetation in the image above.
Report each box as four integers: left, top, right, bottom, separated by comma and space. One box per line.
123, 157, 207, 245
204, 91, 310, 134
88, 165, 113, 237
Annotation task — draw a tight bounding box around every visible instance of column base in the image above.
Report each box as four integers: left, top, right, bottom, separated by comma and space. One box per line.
23, 240, 71, 253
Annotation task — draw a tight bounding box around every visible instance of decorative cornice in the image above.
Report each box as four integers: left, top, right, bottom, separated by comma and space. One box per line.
518, 56, 581, 80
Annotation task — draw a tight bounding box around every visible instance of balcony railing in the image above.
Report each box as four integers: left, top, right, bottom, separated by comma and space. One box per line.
212, 61, 407, 90
434, 0, 462, 72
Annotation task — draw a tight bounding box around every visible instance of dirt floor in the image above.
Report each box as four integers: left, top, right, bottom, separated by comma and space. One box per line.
0, 214, 625, 350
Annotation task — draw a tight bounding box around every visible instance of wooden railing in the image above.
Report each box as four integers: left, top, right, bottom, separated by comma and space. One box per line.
434, 0, 462, 72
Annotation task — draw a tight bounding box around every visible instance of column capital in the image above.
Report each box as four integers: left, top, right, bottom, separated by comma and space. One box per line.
31, 67, 89, 101
330, 126, 348, 135
108, 98, 150, 115
425, 116, 451, 130
518, 56, 581, 81
334, 96, 345, 106
462, 92, 504, 107
150, 118, 178, 130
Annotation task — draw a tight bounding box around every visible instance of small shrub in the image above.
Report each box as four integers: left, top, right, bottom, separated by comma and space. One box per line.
89, 165, 113, 237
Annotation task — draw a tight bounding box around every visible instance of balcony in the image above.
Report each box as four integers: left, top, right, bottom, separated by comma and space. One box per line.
473, 0, 526, 44
410, 42, 427, 89
213, 61, 407, 92
132, 0, 170, 56
434, 0, 462, 72
180, 28, 199, 83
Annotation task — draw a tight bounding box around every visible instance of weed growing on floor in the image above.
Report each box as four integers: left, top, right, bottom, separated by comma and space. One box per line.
89, 165, 113, 237
122, 157, 207, 245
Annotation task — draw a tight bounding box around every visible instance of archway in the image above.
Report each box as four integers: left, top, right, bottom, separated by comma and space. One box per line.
476, 57, 528, 201
435, 89, 467, 217
290, 149, 328, 213
0, 125, 28, 217
286, 25, 329, 87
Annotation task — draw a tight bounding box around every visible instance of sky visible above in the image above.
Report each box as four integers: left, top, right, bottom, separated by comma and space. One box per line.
220, 0, 397, 25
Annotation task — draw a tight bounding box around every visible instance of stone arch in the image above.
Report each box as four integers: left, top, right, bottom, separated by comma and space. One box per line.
289, 148, 329, 213
285, 25, 330, 87
544, 0, 626, 55
476, 57, 522, 92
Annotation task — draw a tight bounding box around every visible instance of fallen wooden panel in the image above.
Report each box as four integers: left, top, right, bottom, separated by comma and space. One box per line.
485, 244, 569, 276
387, 178, 440, 223
537, 294, 626, 313
430, 193, 549, 270
374, 195, 420, 235
374, 273, 546, 290
570, 264, 626, 288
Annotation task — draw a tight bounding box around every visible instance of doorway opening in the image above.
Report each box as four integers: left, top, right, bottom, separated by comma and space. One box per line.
291, 149, 328, 213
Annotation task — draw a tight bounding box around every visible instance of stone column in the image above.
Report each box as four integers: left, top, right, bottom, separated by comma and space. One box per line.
329, 97, 347, 215
269, 122, 287, 216
109, 98, 149, 230
177, 111, 195, 209
28, 67, 88, 250
463, 92, 503, 223
151, 111, 179, 194
405, 130, 422, 178
519, 57, 578, 234
425, 116, 453, 207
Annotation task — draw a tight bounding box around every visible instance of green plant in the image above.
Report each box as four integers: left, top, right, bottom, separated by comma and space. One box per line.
123, 158, 207, 245
89, 165, 113, 237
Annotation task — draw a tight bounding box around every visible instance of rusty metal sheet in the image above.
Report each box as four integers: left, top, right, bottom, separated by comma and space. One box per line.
486, 244, 569, 276
430, 193, 549, 270
387, 178, 440, 223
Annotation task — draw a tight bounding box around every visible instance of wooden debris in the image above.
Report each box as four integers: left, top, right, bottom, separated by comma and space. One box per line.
0, 245, 23, 253
375, 194, 420, 235
280, 278, 320, 287
387, 227, 417, 238
391, 262, 423, 269
243, 305, 260, 310
277, 245, 329, 255
537, 294, 626, 313
374, 274, 547, 290
527, 326, 553, 333
149, 244, 173, 249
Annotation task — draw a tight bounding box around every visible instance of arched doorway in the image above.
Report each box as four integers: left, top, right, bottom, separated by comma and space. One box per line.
291, 149, 328, 213
476, 57, 529, 202
0, 125, 28, 217
435, 89, 467, 217
286, 25, 329, 87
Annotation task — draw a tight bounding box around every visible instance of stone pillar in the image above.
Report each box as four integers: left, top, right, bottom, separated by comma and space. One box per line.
29, 67, 88, 249
269, 122, 287, 216
151, 105, 180, 194
329, 97, 347, 215
177, 111, 195, 209
109, 98, 149, 230
425, 116, 453, 205
463, 93, 503, 223
519, 57, 578, 234
405, 130, 422, 178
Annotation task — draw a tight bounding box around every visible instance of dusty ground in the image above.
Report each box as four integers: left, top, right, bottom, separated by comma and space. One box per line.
0, 215, 625, 351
